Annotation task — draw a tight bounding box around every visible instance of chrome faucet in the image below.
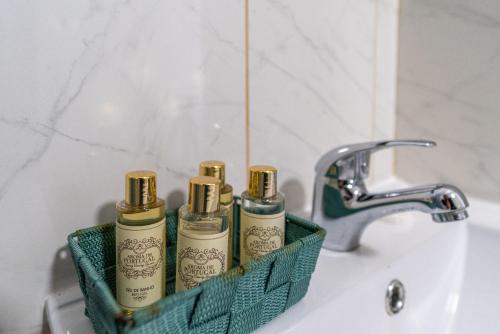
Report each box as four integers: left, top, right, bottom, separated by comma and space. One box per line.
311, 139, 469, 251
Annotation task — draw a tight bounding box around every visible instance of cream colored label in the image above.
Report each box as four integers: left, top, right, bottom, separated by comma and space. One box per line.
175, 223, 228, 292
116, 218, 165, 310
240, 210, 285, 265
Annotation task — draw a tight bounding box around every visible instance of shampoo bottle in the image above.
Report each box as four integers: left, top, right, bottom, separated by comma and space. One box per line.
199, 160, 234, 268
240, 165, 285, 265
115, 171, 166, 312
176, 176, 228, 292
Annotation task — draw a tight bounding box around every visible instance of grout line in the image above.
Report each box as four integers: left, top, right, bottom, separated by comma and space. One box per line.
393, 0, 402, 177
371, 0, 379, 142
244, 0, 250, 183
371, 0, 379, 140
370, 0, 380, 182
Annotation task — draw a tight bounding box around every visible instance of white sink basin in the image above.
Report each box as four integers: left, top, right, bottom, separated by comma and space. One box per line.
257, 194, 500, 333
47, 180, 500, 333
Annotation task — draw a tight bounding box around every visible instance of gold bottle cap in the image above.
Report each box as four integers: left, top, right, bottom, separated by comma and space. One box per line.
248, 165, 277, 199
199, 160, 226, 186
188, 176, 221, 214
125, 170, 158, 206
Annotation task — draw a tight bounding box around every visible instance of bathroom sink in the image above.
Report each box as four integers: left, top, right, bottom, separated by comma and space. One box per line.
46, 179, 500, 333
257, 191, 500, 333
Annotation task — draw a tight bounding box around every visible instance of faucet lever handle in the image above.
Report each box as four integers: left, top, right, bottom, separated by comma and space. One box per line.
315, 139, 436, 181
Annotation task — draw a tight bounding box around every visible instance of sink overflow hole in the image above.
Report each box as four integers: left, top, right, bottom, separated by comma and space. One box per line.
385, 279, 405, 316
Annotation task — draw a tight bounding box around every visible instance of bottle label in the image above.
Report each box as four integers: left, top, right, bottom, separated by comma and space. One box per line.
116, 218, 165, 310
240, 210, 285, 265
175, 223, 228, 292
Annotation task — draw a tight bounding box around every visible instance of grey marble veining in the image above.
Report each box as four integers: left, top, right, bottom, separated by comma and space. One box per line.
0, 1, 244, 332
396, 0, 500, 200
249, 0, 398, 213
0, 0, 399, 332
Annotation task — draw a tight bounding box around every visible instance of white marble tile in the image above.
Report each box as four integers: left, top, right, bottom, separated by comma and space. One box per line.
249, 0, 398, 213
0, 0, 244, 332
396, 0, 500, 200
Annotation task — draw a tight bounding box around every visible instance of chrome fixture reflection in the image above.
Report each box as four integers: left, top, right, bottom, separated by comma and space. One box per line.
385, 279, 405, 315
311, 139, 469, 251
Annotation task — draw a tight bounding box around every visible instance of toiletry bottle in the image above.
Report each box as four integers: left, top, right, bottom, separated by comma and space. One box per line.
115, 171, 166, 312
240, 165, 285, 265
199, 160, 234, 268
176, 176, 229, 292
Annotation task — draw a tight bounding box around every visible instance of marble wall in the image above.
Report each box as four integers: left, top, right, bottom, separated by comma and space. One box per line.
0, 0, 398, 332
0, 1, 245, 332
396, 0, 500, 200
249, 0, 398, 214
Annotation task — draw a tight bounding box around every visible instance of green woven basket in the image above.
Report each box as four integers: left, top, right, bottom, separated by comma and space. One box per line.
68, 199, 326, 334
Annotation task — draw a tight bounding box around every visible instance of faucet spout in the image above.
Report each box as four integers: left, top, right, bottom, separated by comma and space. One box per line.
354, 183, 469, 217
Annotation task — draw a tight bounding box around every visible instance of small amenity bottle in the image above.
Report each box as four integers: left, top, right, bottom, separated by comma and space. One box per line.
176, 176, 229, 292
199, 160, 234, 268
115, 171, 166, 312
240, 165, 285, 265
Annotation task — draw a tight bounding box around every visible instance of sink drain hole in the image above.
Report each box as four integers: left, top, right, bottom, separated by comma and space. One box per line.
385, 279, 405, 315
